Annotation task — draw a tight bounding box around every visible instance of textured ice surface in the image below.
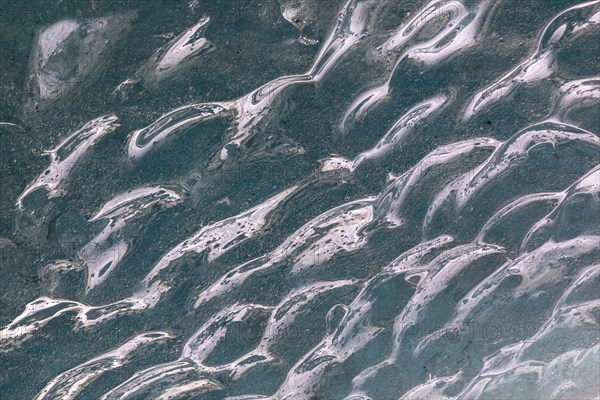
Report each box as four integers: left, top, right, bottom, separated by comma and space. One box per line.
0, 0, 598, 399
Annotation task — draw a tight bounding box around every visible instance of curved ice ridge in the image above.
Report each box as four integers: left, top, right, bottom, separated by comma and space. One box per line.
16, 115, 121, 210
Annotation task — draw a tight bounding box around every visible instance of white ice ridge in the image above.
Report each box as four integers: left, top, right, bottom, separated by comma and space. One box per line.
375, 137, 501, 226
1, 186, 296, 351
352, 93, 451, 168
549, 76, 600, 121
422, 120, 600, 234
101, 280, 357, 399
415, 235, 600, 355
98, 303, 270, 399
16, 115, 120, 210
81, 186, 184, 292
271, 237, 454, 400
31, 20, 85, 101
29, 14, 132, 105
340, 0, 494, 129
0, 293, 161, 351
0, 122, 23, 130
475, 163, 600, 245
194, 196, 376, 308
153, 16, 213, 77
115, 15, 213, 96
35, 332, 172, 400
141, 185, 297, 288
127, 0, 378, 161
463, 0, 600, 120
519, 164, 600, 251
322, 93, 454, 173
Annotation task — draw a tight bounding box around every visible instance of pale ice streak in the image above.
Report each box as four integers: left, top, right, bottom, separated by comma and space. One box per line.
82, 186, 183, 292
115, 15, 213, 98
16, 115, 120, 210
127, 0, 378, 161
463, 0, 600, 120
